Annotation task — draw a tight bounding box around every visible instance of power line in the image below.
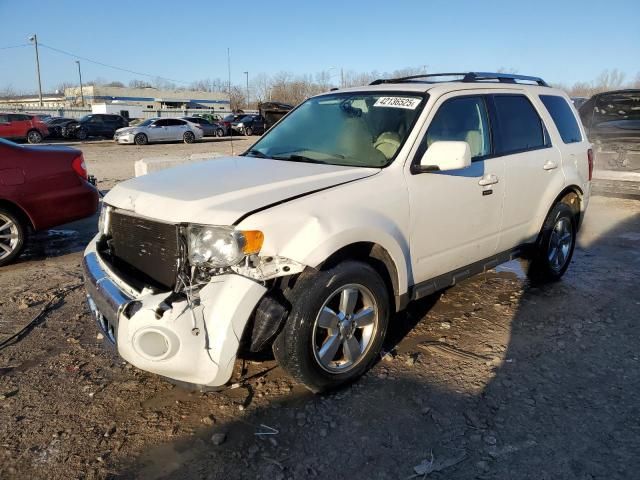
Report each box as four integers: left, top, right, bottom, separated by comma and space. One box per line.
37, 42, 190, 85
0, 43, 30, 50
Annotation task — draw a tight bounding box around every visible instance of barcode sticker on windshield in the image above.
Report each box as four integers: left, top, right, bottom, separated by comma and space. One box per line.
373, 97, 421, 109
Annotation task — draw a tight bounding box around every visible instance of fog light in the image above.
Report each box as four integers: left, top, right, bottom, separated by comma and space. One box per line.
133, 328, 179, 361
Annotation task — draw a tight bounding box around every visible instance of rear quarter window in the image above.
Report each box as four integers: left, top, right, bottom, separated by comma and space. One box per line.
540, 95, 582, 143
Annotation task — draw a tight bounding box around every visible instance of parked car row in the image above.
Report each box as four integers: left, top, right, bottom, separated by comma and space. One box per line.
0, 110, 274, 145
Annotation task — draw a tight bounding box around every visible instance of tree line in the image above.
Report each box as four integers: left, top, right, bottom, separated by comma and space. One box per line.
1, 68, 638, 110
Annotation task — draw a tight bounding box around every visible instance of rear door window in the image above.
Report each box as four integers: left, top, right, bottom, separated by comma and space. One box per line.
540, 95, 582, 143
492, 95, 546, 155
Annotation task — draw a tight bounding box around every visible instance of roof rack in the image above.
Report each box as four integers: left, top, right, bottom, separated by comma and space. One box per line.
369, 72, 549, 87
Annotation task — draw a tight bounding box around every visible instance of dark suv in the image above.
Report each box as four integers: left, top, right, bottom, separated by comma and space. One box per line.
232, 114, 266, 136
67, 114, 129, 140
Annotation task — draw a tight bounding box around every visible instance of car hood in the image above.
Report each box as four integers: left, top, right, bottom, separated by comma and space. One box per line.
115, 126, 141, 134
104, 156, 379, 225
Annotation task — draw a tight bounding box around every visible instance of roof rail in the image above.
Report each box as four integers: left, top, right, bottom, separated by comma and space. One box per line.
369, 72, 549, 87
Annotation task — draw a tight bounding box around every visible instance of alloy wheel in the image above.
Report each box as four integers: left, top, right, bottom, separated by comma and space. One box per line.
0, 213, 20, 261
547, 217, 573, 272
312, 284, 379, 373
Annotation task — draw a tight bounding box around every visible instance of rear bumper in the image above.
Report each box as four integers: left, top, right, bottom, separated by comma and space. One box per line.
82, 236, 267, 387
29, 180, 99, 231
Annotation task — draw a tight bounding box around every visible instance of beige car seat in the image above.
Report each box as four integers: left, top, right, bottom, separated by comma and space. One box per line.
374, 132, 401, 160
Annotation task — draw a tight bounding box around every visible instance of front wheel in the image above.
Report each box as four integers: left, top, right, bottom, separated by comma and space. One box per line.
216, 128, 224, 138
0, 208, 26, 267
244, 127, 253, 136
75, 128, 88, 140
27, 130, 43, 144
134, 133, 148, 145
183, 131, 195, 143
528, 202, 576, 283
273, 261, 390, 393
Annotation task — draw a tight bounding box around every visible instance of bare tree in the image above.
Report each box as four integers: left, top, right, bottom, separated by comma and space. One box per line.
104, 81, 125, 88
129, 79, 154, 89
229, 85, 246, 111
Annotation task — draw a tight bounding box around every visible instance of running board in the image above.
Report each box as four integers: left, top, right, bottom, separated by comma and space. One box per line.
410, 247, 525, 301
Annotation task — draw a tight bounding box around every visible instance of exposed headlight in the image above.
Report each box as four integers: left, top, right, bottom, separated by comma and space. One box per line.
187, 225, 264, 268
236, 123, 244, 127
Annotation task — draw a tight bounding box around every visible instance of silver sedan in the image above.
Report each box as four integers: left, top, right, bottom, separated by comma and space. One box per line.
114, 118, 204, 145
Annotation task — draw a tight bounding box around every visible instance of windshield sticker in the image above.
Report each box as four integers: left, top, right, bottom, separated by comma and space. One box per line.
373, 97, 421, 110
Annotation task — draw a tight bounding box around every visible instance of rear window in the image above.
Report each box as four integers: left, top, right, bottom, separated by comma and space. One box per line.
493, 95, 546, 154
540, 95, 582, 143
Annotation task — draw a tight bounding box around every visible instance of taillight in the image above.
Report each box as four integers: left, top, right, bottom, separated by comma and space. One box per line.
72, 155, 88, 180
587, 148, 593, 181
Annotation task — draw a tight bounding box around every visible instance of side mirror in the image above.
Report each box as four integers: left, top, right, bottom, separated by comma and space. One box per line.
412, 141, 472, 173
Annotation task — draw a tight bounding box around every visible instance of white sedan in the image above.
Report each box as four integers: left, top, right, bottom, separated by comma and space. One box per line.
114, 118, 204, 145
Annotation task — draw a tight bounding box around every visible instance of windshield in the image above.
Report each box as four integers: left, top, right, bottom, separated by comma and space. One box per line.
138, 119, 155, 127
238, 116, 253, 123
245, 92, 424, 167
79, 115, 92, 122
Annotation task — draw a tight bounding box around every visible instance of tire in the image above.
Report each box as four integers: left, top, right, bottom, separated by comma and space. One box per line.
0, 208, 26, 267
528, 202, 576, 283
244, 127, 253, 136
273, 261, 390, 393
216, 128, 224, 138
76, 128, 88, 140
183, 131, 196, 144
134, 133, 148, 145
26, 130, 43, 144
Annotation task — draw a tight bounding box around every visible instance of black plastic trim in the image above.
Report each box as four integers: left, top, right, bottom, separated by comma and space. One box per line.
408, 246, 528, 301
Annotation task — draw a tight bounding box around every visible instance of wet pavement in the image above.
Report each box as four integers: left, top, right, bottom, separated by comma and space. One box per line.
0, 195, 638, 480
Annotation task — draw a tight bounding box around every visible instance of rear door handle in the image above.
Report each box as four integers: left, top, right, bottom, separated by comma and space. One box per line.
478, 174, 499, 186
543, 160, 558, 170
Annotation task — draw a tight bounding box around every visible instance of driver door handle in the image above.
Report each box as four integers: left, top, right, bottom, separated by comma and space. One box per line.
478, 174, 499, 186
543, 160, 558, 170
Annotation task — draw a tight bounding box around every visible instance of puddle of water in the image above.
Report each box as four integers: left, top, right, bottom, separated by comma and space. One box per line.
495, 259, 527, 280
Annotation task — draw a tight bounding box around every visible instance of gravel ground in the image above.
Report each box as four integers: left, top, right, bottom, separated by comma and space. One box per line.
0, 140, 638, 480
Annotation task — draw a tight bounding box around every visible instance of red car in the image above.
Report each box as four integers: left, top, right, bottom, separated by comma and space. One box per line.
0, 112, 50, 144
0, 139, 99, 266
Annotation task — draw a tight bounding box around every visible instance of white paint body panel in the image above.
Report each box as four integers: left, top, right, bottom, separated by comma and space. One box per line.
116, 273, 266, 387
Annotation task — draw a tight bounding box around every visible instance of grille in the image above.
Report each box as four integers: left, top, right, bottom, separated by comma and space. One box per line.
107, 210, 179, 289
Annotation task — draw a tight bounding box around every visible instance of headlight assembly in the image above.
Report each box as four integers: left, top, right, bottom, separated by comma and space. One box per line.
187, 225, 263, 268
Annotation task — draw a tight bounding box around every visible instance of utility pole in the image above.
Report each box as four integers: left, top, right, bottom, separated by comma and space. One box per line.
75, 60, 85, 107
227, 47, 234, 154
28, 34, 43, 106
243, 71, 249, 110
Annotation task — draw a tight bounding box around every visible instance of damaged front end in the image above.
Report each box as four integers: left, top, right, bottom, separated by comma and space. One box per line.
83, 206, 305, 387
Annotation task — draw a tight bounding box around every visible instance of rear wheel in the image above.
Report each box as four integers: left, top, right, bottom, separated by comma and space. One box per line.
26, 130, 43, 144
0, 209, 26, 267
528, 202, 576, 283
273, 261, 389, 393
134, 133, 148, 145
183, 131, 195, 143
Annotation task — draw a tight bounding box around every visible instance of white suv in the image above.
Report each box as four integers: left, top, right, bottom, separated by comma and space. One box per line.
83, 72, 592, 393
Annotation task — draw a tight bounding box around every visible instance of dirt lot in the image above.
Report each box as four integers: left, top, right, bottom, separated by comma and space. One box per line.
0, 140, 639, 480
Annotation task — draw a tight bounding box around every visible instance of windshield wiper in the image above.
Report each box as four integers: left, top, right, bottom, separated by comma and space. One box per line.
271, 154, 327, 164
245, 149, 267, 158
